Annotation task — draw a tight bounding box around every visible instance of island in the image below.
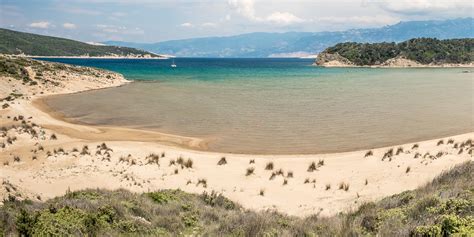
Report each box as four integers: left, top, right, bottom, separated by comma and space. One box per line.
316, 38, 474, 67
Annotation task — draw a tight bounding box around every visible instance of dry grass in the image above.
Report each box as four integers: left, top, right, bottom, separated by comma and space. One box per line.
307, 162, 317, 172
325, 184, 331, 190
265, 162, 274, 170
246, 167, 255, 176
217, 157, 227, 165
338, 182, 349, 191
184, 158, 193, 168
318, 159, 325, 167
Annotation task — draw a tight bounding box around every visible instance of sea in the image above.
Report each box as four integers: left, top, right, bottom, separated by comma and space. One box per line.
38, 58, 474, 154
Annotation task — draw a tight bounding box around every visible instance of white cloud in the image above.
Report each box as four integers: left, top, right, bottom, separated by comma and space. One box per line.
265, 12, 304, 25
367, 0, 472, 15
228, 0, 305, 25
180, 22, 193, 27
62, 23, 77, 29
29, 21, 51, 29
228, 0, 255, 19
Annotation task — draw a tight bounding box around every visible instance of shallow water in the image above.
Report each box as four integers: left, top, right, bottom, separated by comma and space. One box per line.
40, 58, 474, 154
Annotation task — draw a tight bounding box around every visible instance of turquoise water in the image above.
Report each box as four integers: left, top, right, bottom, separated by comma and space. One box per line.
40, 58, 474, 154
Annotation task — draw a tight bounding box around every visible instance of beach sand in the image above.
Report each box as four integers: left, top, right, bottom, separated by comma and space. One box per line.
1, 56, 472, 217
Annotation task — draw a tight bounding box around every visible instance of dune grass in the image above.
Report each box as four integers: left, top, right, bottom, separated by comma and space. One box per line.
1, 162, 472, 236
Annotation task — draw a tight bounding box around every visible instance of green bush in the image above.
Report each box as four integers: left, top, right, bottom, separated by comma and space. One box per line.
413, 225, 442, 237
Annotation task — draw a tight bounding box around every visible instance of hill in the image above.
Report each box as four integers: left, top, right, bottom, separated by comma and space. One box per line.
1, 161, 472, 236
316, 38, 474, 66
104, 18, 474, 58
0, 28, 161, 58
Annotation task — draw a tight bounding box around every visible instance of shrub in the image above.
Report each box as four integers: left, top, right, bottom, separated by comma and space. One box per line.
201, 191, 236, 209
259, 189, 265, 196
197, 178, 207, 188
269, 172, 276, 180
249, 159, 255, 164
147, 190, 178, 204
246, 167, 255, 176
406, 166, 411, 173
265, 162, 274, 170
412, 225, 442, 237
307, 162, 317, 172
396, 147, 404, 155
383, 149, 393, 160
184, 158, 193, 168
176, 157, 184, 165
437, 140, 444, 146
286, 171, 293, 178
364, 150, 373, 157
339, 182, 349, 191
50, 134, 57, 140
318, 159, 325, 167
412, 144, 419, 149
325, 184, 331, 190
217, 157, 227, 165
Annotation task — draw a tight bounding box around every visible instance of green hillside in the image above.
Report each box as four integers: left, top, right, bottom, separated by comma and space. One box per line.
1, 161, 472, 236
321, 38, 474, 66
0, 28, 160, 57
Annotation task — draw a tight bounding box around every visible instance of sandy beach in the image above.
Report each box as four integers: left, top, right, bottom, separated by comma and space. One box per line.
0, 56, 472, 217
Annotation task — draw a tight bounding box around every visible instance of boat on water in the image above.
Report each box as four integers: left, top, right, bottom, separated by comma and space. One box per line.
171, 59, 177, 68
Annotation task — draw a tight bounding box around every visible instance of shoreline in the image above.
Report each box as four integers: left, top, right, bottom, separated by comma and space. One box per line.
1, 56, 472, 217
26, 55, 169, 60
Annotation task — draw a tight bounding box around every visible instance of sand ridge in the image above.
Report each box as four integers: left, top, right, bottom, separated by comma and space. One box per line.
0, 56, 472, 217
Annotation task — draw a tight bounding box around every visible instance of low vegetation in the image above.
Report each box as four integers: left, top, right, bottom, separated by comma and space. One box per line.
1, 161, 471, 236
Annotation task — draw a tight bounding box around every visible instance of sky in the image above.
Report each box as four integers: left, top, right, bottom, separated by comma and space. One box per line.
0, 0, 472, 43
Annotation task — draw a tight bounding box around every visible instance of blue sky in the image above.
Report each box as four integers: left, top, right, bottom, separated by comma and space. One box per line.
0, 0, 472, 43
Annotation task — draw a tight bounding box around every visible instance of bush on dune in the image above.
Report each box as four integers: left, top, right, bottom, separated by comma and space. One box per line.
0, 162, 472, 236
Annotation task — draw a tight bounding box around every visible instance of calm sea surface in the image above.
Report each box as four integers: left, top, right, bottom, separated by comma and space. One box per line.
39, 58, 474, 154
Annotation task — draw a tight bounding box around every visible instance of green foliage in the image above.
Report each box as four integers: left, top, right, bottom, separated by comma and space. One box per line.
0, 162, 472, 236
201, 190, 237, 210
413, 225, 442, 237
31, 206, 88, 236
323, 38, 474, 65
0, 28, 158, 57
440, 214, 474, 236
147, 190, 178, 204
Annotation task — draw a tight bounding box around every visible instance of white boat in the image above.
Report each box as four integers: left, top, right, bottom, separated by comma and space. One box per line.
171, 59, 177, 68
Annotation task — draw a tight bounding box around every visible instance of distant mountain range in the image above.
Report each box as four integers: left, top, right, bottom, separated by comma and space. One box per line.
104, 18, 474, 58
0, 28, 160, 58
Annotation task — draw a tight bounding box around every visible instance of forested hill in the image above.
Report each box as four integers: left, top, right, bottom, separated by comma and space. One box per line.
318, 38, 474, 66
0, 28, 160, 58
